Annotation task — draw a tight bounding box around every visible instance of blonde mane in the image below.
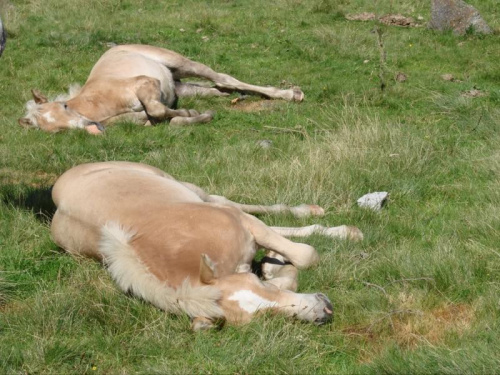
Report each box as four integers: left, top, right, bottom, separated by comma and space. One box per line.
99, 222, 224, 319
22, 84, 83, 128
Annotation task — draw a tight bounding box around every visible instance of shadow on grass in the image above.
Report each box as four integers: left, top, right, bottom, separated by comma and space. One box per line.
2, 185, 56, 224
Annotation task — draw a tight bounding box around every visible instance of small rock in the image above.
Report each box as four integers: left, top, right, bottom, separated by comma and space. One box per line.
257, 140, 273, 149
201, 36, 210, 42
179, 28, 185, 32
357, 192, 389, 211
363, 59, 370, 64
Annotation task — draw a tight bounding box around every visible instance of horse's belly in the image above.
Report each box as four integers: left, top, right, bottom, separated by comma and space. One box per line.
88, 51, 176, 106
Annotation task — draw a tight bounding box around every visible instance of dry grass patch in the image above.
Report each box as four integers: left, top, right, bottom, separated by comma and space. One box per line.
230, 99, 281, 112
0, 168, 58, 188
344, 302, 475, 364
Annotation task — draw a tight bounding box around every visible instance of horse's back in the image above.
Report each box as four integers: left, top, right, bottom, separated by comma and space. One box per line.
86, 46, 175, 93
51, 162, 203, 257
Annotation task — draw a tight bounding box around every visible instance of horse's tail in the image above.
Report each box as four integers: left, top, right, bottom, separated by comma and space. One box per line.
99, 222, 224, 319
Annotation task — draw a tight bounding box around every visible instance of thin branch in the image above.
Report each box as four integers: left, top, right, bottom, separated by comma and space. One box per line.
373, 26, 387, 91
360, 280, 388, 296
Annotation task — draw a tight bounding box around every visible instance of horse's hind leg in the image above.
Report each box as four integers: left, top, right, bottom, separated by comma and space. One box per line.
180, 181, 324, 219
135, 76, 212, 123
119, 45, 303, 101
271, 225, 363, 241
175, 82, 229, 98
175, 61, 304, 101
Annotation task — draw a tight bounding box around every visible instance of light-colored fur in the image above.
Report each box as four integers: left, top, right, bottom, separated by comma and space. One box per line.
19, 44, 304, 133
51, 161, 361, 327
100, 221, 224, 319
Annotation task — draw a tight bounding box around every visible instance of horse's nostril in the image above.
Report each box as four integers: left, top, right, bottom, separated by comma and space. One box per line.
314, 293, 334, 325
316, 293, 334, 311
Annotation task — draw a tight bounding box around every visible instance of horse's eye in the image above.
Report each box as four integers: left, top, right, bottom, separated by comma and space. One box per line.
63, 103, 68, 109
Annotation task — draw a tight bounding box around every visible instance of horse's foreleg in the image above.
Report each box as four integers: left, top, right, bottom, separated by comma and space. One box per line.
260, 224, 362, 285
135, 76, 200, 120
262, 251, 299, 291
240, 213, 319, 269
103, 111, 150, 126
169, 111, 215, 126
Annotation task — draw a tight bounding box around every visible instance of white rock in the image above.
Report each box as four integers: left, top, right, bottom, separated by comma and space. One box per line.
357, 192, 389, 211
257, 140, 273, 149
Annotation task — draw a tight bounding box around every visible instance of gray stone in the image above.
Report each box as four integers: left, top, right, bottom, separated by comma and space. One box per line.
357, 192, 389, 211
257, 140, 273, 149
429, 0, 492, 35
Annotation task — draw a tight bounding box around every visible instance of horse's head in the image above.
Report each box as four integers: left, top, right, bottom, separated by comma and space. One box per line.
18, 89, 104, 134
197, 254, 333, 329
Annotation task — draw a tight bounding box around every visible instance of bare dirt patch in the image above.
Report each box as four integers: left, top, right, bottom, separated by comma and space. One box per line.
393, 303, 474, 348
230, 100, 280, 112
346, 13, 418, 27
461, 88, 487, 98
379, 14, 416, 27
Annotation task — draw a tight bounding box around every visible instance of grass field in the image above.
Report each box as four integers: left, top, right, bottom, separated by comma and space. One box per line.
1, 0, 499, 373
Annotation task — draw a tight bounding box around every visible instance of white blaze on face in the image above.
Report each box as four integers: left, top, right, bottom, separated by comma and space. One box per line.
228, 290, 278, 314
42, 112, 56, 123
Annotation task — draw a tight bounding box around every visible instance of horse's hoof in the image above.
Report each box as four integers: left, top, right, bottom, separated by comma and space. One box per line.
291, 204, 325, 218
346, 226, 364, 241
292, 89, 304, 102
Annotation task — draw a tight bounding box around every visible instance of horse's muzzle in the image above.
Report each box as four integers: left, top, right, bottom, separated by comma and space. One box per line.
314, 293, 334, 325
87, 121, 105, 132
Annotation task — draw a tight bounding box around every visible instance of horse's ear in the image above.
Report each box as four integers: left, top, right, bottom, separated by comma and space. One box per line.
18, 117, 33, 128
199, 254, 218, 284
31, 89, 48, 104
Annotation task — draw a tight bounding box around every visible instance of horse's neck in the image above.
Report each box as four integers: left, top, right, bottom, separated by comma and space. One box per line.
68, 85, 121, 122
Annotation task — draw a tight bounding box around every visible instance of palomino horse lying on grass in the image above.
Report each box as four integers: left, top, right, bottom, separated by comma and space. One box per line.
19, 44, 304, 134
51, 161, 363, 330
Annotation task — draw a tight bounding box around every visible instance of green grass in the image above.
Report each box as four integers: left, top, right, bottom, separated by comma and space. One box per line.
1, 0, 499, 373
